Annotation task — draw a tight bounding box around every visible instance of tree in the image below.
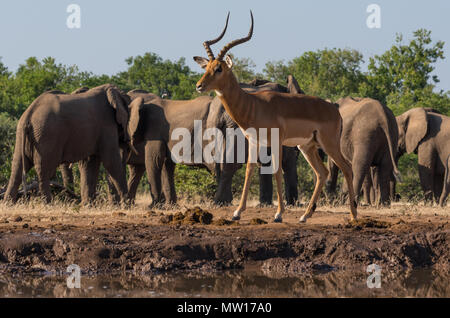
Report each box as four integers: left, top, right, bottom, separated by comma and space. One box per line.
227, 53, 261, 83
0, 57, 102, 118
0, 58, 9, 76
113, 52, 200, 100
359, 29, 446, 108
263, 60, 290, 85
289, 48, 365, 100
263, 48, 365, 100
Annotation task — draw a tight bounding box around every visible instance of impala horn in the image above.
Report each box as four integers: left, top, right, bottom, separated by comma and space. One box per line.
203, 12, 230, 60
217, 10, 254, 61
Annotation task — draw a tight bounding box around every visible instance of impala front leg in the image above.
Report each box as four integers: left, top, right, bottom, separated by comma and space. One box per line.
232, 151, 256, 221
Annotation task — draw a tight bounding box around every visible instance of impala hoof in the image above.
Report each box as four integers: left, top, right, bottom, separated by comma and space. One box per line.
299, 215, 307, 223
231, 215, 241, 221
273, 215, 283, 223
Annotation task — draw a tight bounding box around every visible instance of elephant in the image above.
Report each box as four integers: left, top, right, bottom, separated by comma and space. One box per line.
396, 107, 450, 206
326, 97, 400, 206
3, 84, 135, 204
124, 76, 302, 207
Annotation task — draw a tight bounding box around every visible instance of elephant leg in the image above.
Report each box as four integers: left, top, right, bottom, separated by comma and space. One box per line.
214, 163, 239, 205
389, 174, 398, 202
258, 146, 273, 206
351, 146, 374, 204
145, 141, 166, 207
325, 158, 339, 201
128, 164, 145, 204
35, 158, 58, 204
418, 165, 434, 204
433, 173, 443, 205
161, 158, 176, 205
362, 173, 373, 206
106, 173, 120, 204
376, 156, 393, 207
372, 166, 390, 208
418, 151, 435, 203
60, 163, 74, 191
100, 149, 128, 204
259, 167, 273, 206
370, 167, 376, 204
439, 156, 450, 207
79, 156, 101, 205
282, 147, 299, 206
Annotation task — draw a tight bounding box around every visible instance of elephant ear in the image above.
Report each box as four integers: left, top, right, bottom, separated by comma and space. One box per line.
106, 86, 130, 142
405, 108, 428, 154
287, 75, 304, 94
128, 97, 144, 147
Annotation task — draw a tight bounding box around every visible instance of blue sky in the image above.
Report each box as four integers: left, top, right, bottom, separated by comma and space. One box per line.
1, 0, 450, 91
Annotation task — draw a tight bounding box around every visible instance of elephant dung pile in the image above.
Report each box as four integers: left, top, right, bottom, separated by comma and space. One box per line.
345, 218, 391, 230
160, 206, 213, 225
250, 218, 268, 225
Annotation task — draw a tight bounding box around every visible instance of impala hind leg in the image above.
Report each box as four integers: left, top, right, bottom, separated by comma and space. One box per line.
273, 145, 284, 222
232, 152, 256, 221
299, 145, 329, 223
322, 143, 358, 221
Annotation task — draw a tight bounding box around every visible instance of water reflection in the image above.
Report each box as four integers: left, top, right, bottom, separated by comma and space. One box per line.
0, 269, 448, 298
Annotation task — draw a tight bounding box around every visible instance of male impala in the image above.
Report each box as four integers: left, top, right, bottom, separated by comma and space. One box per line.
193, 12, 358, 223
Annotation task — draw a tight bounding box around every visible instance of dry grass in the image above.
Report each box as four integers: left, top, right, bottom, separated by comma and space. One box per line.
0, 193, 449, 222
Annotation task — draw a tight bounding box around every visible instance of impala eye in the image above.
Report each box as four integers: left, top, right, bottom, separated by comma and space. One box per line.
216, 66, 222, 73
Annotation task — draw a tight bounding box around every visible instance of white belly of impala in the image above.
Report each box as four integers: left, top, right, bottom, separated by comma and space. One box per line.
283, 137, 311, 147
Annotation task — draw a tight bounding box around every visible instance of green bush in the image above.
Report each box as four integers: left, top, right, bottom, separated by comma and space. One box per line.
174, 165, 217, 201
0, 112, 17, 187
396, 153, 423, 201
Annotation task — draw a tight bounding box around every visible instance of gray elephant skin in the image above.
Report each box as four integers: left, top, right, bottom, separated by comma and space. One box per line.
326, 97, 400, 206
3, 84, 133, 204
396, 107, 450, 206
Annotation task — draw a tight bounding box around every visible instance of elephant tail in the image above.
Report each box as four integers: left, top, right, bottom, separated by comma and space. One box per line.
380, 107, 402, 183
21, 122, 30, 197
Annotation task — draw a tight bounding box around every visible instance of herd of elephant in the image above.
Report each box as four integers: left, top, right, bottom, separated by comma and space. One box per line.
3, 75, 450, 209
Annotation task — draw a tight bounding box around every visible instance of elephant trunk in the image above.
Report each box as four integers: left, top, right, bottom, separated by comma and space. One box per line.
381, 109, 402, 183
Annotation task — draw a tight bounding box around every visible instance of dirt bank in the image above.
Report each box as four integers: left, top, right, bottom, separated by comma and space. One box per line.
0, 203, 448, 275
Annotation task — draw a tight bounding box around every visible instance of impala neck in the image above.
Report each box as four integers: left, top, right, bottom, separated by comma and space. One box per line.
216, 73, 252, 129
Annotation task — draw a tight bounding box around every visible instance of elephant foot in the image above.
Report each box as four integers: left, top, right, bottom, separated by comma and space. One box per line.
148, 202, 164, 209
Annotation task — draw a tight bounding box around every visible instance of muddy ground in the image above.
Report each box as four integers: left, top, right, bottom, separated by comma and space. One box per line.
0, 201, 448, 277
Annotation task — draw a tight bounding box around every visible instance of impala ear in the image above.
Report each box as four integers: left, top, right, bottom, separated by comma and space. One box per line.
193, 56, 209, 69
225, 55, 233, 68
